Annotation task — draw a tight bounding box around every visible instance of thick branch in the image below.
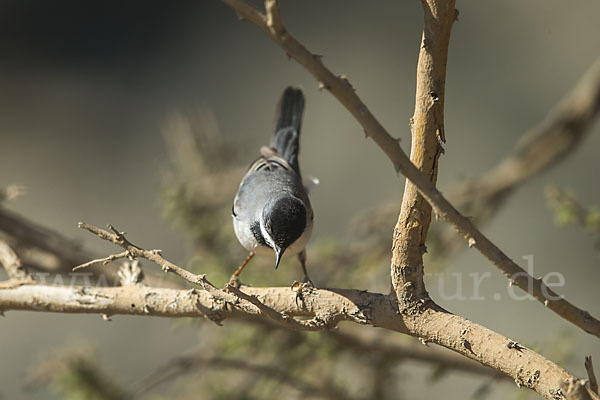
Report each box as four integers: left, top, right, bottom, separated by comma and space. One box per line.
0, 280, 584, 399
75, 222, 374, 330
219, 0, 600, 338
0, 220, 586, 400
0, 282, 393, 330
391, 0, 456, 305
402, 306, 574, 399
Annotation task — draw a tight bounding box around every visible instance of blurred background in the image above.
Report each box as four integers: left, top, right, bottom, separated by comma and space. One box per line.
1, 0, 599, 399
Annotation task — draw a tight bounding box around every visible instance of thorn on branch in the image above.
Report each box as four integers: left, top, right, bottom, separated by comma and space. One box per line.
338, 74, 355, 92
264, 0, 283, 35
318, 82, 329, 91
507, 341, 524, 351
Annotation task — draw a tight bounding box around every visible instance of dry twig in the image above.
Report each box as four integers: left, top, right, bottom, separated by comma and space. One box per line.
0, 240, 33, 281
438, 56, 600, 259
74, 222, 370, 330
586, 356, 599, 395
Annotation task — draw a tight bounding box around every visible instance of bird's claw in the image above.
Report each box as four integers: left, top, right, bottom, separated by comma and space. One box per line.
291, 280, 314, 307
302, 276, 314, 287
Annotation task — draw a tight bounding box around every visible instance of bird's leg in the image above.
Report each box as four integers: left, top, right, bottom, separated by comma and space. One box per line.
297, 250, 313, 286
292, 251, 314, 307
229, 252, 254, 288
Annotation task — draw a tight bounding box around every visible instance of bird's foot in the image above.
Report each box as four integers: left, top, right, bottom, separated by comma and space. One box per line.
291, 280, 315, 307
302, 275, 314, 288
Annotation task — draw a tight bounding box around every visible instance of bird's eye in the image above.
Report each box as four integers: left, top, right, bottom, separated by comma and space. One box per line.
266, 221, 272, 232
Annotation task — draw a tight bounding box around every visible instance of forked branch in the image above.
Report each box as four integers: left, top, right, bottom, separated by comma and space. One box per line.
219, 0, 600, 338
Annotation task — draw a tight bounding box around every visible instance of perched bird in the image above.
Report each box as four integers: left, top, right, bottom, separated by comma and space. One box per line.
231, 87, 313, 285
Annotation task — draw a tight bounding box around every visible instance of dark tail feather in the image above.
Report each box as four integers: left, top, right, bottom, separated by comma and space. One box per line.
271, 87, 304, 176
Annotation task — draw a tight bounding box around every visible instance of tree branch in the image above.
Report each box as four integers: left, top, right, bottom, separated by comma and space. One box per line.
0, 281, 391, 329
74, 222, 373, 330
586, 356, 599, 395
0, 219, 590, 400
438, 56, 600, 258
391, 0, 456, 306
0, 240, 33, 281
0, 207, 178, 288
218, 0, 600, 338
0, 278, 584, 399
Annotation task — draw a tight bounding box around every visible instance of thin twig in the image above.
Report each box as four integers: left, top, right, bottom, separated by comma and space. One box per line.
72, 251, 130, 271
436, 56, 600, 261
586, 356, 599, 394
219, 0, 600, 338
76, 222, 365, 330
0, 240, 33, 281
562, 377, 600, 400
76, 222, 214, 290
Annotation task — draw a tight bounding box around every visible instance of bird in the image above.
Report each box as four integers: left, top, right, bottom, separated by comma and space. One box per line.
230, 86, 314, 286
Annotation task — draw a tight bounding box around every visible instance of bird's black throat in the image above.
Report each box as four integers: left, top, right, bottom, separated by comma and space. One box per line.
269, 197, 306, 250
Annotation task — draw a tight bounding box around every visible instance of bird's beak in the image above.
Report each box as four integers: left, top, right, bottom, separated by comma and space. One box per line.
274, 247, 285, 270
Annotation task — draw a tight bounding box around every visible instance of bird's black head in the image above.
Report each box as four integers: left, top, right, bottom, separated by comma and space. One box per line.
262, 196, 306, 268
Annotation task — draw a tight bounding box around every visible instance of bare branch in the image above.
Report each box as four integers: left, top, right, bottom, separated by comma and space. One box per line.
0, 281, 388, 330
0, 208, 177, 288
562, 377, 600, 400
0, 240, 33, 281
75, 222, 373, 329
436, 56, 600, 260
586, 356, 599, 395
220, 0, 407, 173
219, 0, 600, 338
226, 283, 342, 331
391, 0, 456, 305
72, 251, 130, 271
0, 279, 587, 399
76, 222, 213, 289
